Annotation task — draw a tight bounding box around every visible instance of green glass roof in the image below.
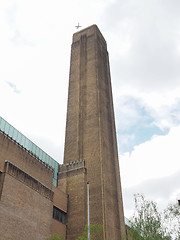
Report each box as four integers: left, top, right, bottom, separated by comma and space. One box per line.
0, 116, 59, 186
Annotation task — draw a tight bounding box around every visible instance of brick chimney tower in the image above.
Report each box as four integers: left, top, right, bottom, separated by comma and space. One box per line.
59, 25, 126, 240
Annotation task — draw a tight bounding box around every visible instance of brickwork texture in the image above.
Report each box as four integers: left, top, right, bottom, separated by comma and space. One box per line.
0, 132, 67, 239
0, 166, 53, 240
63, 25, 126, 239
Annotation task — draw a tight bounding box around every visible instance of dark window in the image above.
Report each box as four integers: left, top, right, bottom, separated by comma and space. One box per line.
53, 206, 66, 224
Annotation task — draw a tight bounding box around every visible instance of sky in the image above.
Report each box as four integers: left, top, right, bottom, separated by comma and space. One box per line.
1, 0, 180, 219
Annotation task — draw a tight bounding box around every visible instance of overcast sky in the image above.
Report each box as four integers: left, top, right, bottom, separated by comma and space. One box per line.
1, 0, 180, 218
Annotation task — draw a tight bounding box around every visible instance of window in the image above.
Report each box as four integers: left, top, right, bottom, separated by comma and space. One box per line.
53, 206, 66, 224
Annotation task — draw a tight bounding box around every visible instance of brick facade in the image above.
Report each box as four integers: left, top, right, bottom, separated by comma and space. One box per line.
59, 160, 87, 239
0, 131, 53, 189
0, 162, 53, 240
0, 132, 67, 240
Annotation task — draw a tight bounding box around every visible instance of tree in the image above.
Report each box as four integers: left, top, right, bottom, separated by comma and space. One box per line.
75, 224, 103, 240
129, 194, 171, 240
164, 202, 180, 240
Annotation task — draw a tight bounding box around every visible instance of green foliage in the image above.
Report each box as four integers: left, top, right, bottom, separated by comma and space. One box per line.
129, 194, 171, 240
46, 224, 103, 240
46, 235, 65, 240
164, 202, 180, 240
75, 224, 103, 240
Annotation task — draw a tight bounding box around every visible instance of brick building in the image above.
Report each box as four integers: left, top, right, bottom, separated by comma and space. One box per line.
0, 115, 67, 239
0, 25, 127, 240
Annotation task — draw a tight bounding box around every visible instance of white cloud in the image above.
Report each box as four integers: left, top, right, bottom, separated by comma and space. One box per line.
104, 0, 180, 94
120, 125, 180, 188
122, 169, 180, 218
114, 87, 180, 134
120, 125, 180, 217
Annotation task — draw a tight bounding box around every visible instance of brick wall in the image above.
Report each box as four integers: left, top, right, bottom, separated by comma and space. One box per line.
59, 160, 87, 239
0, 133, 68, 239
51, 186, 68, 237
0, 163, 53, 240
0, 131, 53, 188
